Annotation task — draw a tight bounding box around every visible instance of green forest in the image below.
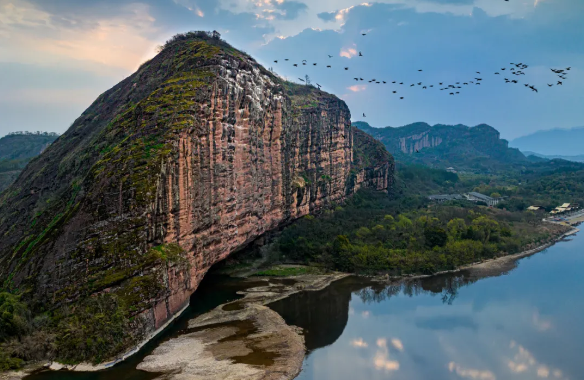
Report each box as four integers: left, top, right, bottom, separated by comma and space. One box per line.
265, 190, 567, 275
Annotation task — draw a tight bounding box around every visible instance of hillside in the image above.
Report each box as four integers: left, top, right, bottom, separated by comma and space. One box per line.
354, 121, 528, 173
0, 132, 59, 192
511, 127, 584, 156
0, 31, 393, 365
523, 151, 584, 163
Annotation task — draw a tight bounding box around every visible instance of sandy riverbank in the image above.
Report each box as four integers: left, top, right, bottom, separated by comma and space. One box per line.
136, 273, 348, 380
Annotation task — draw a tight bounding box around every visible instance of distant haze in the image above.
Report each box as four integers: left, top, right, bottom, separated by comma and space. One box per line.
510, 127, 584, 156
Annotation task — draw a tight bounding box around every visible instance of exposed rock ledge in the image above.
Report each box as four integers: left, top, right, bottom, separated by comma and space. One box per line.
137, 273, 348, 380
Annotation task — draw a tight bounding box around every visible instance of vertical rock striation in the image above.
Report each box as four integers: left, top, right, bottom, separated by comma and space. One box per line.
0, 33, 393, 361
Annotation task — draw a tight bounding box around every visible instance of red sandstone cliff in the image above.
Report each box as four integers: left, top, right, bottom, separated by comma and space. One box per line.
0, 33, 393, 362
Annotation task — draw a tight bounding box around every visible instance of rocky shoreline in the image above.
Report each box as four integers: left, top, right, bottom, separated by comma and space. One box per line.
135, 273, 349, 380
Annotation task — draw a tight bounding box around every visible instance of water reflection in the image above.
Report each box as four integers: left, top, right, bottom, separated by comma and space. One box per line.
270, 232, 584, 380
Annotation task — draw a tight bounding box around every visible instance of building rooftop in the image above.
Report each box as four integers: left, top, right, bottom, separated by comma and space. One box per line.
428, 194, 464, 201
468, 192, 494, 201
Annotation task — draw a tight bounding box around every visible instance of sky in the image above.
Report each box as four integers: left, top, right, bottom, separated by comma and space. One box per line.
1, 0, 583, 140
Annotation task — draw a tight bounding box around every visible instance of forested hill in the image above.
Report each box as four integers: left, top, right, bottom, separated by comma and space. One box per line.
0, 132, 59, 192
354, 121, 528, 173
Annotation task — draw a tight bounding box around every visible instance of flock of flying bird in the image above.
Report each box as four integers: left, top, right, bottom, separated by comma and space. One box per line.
272, 32, 573, 118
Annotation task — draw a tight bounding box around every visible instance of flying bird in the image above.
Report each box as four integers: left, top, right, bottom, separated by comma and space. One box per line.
345, 67, 349, 70
363, 113, 366, 117
293, 64, 298, 67
418, 69, 423, 72
362, 33, 367, 36
327, 65, 331, 68
400, 97, 404, 99
274, 60, 278, 63
557, 81, 563, 85
359, 52, 363, 57
298, 78, 305, 82
328, 55, 333, 58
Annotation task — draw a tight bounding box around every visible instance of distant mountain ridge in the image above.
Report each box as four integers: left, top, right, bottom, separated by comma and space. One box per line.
523, 151, 584, 163
354, 121, 527, 173
0, 132, 60, 192
510, 127, 584, 156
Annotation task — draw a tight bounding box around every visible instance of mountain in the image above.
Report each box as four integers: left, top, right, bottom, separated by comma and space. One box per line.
0, 132, 59, 192
0, 31, 393, 364
354, 121, 527, 173
523, 151, 584, 163
510, 127, 584, 156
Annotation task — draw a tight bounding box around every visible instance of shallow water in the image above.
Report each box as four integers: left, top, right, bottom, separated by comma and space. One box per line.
269, 231, 584, 380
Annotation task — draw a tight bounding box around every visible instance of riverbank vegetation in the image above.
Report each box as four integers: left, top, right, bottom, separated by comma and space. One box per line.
257, 190, 569, 275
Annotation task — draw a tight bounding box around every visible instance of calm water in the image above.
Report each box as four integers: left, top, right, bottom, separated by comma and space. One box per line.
270, 230, 584, 380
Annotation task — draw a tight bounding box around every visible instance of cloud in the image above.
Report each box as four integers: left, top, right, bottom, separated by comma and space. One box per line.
425, 0, 474, 4
273, 0, 308, 20
448, 362, 496, 380
348, 85, 366, 92
361, 310, 370, 318
340, 45, 358, 59
317, 11, 337, 22
350, 338, 368, 348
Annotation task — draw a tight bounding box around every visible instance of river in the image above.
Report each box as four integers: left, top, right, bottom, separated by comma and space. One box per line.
26, 230, 583, 380
270, 230, 584, 380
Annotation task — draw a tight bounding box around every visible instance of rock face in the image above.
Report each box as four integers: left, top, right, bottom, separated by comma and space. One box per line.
0, 33, 392, 360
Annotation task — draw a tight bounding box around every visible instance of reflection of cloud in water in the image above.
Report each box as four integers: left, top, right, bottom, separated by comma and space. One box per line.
374, 338, 400, 372
448, 362, 496, 380
507, 341, 566, 379
391, 338, 404, 352
532, 311, 552, 332
350, 338, 368, 348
